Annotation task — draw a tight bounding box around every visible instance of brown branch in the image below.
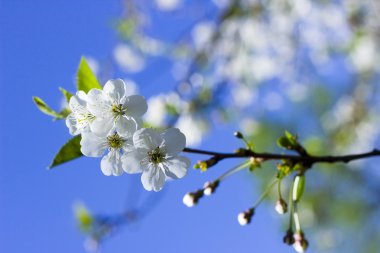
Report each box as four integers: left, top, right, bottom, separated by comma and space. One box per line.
183, 147, 380, 165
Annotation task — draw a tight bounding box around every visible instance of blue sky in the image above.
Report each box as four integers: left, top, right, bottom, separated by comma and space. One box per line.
0, 1, 295, 252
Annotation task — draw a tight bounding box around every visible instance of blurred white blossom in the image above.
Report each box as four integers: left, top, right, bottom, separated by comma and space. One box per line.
155, 0, 182, 11
113, 44, 145, 73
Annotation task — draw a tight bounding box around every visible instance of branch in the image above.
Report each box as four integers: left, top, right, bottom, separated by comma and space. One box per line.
183, 147, 380, 165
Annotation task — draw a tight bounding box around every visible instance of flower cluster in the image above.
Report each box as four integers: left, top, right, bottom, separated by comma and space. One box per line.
66, 79, 190, 191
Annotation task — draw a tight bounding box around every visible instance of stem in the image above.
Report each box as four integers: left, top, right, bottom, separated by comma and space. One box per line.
252, 178, 278, 209
293, 202, 301, 232
288, 180, 294, 231
217, 160, 251, 181
277, 179, 283, 200
183, 147, 380, 165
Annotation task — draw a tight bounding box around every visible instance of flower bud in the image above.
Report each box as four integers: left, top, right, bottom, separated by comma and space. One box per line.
183, 190, 204, 207
234, 131, 244, 139
275, 199, 288, 214
292, 175, 305, 203
203, 181, 219, 196
293, 231, 309, 253
237, 208, 254, 226
283, 230, 295, 245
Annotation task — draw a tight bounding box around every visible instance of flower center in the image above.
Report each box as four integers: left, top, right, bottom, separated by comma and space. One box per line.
112, 103, 127, 117
77, 113, 95, 124
107, 132, 125, 149
148, 147, 165, 164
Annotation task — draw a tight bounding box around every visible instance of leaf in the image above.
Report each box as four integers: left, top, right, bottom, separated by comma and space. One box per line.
277, 136, 292, 149
33, 96, 64, 119
59, 87, 73, 103
49, 135, 83, 168
285, 131, 294, 140
77, 56, 102, 92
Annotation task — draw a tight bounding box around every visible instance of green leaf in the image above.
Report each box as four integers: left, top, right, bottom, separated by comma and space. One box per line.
33, 96, 64, 119
285, 131, 294, 140
277, 136, 292, 149
49, 135, 83, 168
59, 87, 73, 103
77, 56, 102, 92
292, 175, 305, 202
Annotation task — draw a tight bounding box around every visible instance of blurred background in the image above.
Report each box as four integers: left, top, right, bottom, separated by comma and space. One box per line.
1, 0, 380, 252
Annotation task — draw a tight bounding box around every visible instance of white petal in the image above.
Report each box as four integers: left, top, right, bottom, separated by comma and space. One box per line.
141, 166, 166, 191
123, 95, 148, 118
103, 79, 126, 103
80, 132, 108, 157
133, 128, 163, 151
116, 116, 138, 138
161, 128, 186, 156
121, 150, 145, 174
76, 90, 88, 101
69, 92, 87, 113
161, 156, 190, 179
66, 113, 79, 135
87, 88, 112, 117
101, 151, 124, 176
90, 117, 114, 136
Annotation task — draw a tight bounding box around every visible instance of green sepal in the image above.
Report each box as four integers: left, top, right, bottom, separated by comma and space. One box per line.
58, 108, 71, 118
77, 56, 102, 93
48, 135, 83, 169
59, 87, 73, 103
249, 158, 261, 172
33, 96, 64, 120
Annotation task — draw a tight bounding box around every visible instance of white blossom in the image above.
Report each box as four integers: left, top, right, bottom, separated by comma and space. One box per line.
175, 114, 207, 146
155, 0, 182, 11
123, 128, 190, 191
80, 130, 134, 176
66, 91, 95, 135
113, 44, 145, 73
87, 79, 147, 136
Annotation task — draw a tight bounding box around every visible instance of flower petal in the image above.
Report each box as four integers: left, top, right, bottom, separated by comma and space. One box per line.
80, 132, 108, 157
141, 166, 166, 191
133, 128, 162, 151
66, 113, 79, 135
162, 156, 190, 179
116, 116, 138, 138
69, 91, 87, 113
121, 150, 145, 174
90, 117, 114, 137
103, 79, 126, 103
87, 88, 112, 118
124, 95, 148, 118
161, 128, 186, 156
101, 151, 124, 176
